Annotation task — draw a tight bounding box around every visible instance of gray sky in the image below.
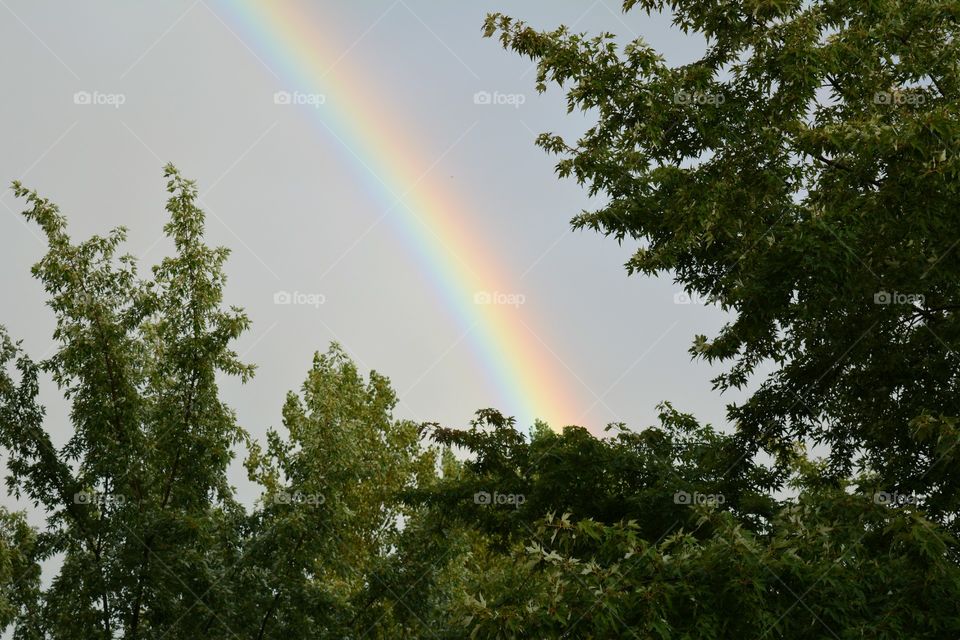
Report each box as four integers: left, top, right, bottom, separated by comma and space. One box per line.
0, 1, 752, 505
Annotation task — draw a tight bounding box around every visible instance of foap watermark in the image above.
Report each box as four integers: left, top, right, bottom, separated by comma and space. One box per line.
474, 290, 525, 308
873, 490, 917, 507
673, 490, 725, 506
673, 291, 721, 307
673, 90, 725, 106
874, 290, 924, 306
274, 290, 325, 308
473, 490, 525, 508
74, 491, 126, 507
473, 90, 526, 108
68, 291, 124, 308
873, 91, 925, 106
73, 90, 126, 109
271, 491, 325, 506
274, 90, 326, 108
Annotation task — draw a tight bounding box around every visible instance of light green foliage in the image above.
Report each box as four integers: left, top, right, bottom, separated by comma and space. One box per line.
1, 167, 253, 639
0, 509, 40, 636
237, 344, 435, 638
0, 167, 433, 638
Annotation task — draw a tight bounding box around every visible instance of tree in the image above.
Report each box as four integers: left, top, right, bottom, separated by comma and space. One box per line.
458, 487, 960, 639
0, 508, 40, 636
2, 162, 960, 638
412, 409, 960, 638
1, 167, 253, 638
0, 167, 432, 638
414, 404, 780, 545
483, 1, 960, 524
237, 344, 434, 638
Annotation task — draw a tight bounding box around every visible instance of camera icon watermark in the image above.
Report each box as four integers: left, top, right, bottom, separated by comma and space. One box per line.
673, 90, 725, 106
873, 91, 925, 106
673, 291, 720, 307
473, 490, 525, 508
73, 491, 126, 506
73, 90, 126, 109
274, 90, 326, 108
673, 490, 725, 506
69, 291, 124, 309
271, 491, 325, 506
273, 290, 326, 308
473, 290, 526, 308
873, 490, 917, 507
473, 90, 526, 108
874, 290, 924, 306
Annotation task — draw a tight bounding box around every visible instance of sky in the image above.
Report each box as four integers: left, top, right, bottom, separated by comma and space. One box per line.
0, 1, 751, 506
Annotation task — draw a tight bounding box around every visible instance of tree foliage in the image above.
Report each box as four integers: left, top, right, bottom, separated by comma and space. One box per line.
2, 2, 960, 635
484, 0, 960, 518
0, 167, 433, 638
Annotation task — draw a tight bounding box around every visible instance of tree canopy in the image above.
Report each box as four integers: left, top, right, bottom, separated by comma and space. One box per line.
484, 0, 960, 527
2, 1, 960, 637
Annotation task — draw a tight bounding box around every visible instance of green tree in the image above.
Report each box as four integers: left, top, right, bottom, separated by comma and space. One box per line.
458, 487, 960, 639
236, 344, 434, 638
0, 167, 432, 639
0, 508, 41, 636
1, 167, 253, 638
414, 404, 779, 545
484, 1, 960, 522
2, 162, 960, 639
411, 410, 960, 638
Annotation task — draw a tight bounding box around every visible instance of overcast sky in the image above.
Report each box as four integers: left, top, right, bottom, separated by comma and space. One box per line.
0, 1, 757, 506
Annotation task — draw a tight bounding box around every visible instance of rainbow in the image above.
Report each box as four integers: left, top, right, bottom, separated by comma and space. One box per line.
212, 0, 580, 429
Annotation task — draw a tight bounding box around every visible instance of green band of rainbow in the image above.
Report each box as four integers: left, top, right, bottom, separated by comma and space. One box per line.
217, 0, 579, 429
